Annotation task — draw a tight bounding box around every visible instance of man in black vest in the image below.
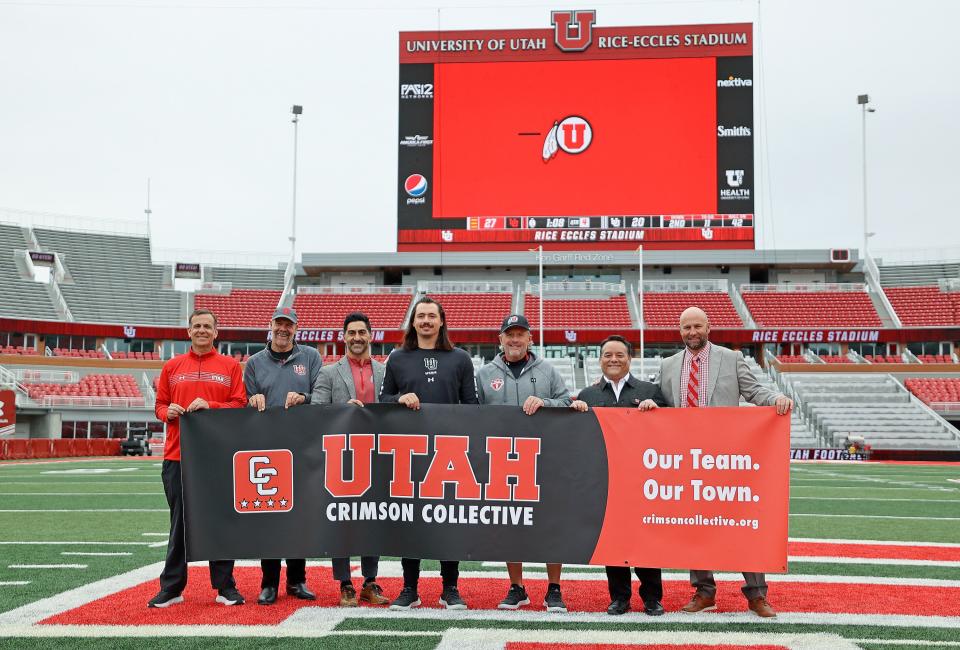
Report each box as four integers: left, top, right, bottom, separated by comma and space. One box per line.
573, 334, 668, 616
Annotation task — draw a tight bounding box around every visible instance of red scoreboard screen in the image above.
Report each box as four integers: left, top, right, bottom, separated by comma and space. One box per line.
398, 11, 754, 251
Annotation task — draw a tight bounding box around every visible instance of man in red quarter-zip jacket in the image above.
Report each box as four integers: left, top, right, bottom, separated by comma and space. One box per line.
147, 308, 247, 609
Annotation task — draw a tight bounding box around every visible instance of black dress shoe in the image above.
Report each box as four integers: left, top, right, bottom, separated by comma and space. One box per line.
606, 599, 630, 615
257, 587, 277, 605
643, 600, 665, 616
286, 583, 316, 600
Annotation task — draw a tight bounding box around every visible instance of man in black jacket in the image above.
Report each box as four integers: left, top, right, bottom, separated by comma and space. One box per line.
380, 296, 478, 611
572, 335, 668, 616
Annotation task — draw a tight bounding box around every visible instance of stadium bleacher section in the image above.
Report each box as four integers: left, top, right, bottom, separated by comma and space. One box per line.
523, 295, 632, 328
779, 373, 959, 450
32, 228, 182, 326
883, 285, 960, 326
741, 286, 882, 327
194, 289, 282, 328
293, 290, 413, 328
426, 293, 512, 328
24, 373, 145, 407
905, 378, 960, 407
205, 266, 285, 290
642, 291, 743, 327
0, 223, 60, 321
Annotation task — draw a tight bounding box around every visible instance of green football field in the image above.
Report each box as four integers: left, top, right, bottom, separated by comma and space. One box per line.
0, 458, 958, 649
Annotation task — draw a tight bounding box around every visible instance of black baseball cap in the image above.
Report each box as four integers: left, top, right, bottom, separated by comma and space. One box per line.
500, 314, 530, 333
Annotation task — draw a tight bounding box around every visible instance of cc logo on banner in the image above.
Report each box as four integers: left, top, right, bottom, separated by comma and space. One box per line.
232, 449, 294, 514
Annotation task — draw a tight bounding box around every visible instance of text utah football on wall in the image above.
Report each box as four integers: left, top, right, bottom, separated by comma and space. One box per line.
181, 404, 789, 572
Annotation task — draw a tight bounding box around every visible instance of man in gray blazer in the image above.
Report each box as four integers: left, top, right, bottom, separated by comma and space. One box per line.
641, 306, 792, 618
312, 311, 390, 608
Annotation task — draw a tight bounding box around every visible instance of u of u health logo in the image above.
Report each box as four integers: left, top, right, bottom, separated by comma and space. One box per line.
233, 449, 294, 514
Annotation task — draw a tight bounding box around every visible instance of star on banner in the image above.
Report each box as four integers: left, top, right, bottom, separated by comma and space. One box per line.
240, 500, 249, 509
253, 499, 262, 508
267, 499, 275, 508
279, 498, 288, 507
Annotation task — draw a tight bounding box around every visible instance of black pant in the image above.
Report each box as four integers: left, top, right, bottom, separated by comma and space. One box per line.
260, 559, 306, 589
401, 558, 459, 589
605, 566, 662, 604
159, 460, 235, 594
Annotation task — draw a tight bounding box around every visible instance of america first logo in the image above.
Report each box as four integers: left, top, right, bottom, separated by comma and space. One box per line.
233, 449, 294, 514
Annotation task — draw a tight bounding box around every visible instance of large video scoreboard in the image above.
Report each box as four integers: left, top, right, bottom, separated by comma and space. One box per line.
398, 11, 753, 251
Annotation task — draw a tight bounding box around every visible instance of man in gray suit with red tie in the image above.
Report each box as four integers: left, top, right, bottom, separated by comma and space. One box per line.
641, 306, 792, 618
312, 311, 390, 608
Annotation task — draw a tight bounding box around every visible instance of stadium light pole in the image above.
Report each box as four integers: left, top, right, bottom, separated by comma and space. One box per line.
637, 245, 644, 375
857, 94, 876, 258
289, 105, 302, 271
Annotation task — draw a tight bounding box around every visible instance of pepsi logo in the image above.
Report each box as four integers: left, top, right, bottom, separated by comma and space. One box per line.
405, 174, 428, 197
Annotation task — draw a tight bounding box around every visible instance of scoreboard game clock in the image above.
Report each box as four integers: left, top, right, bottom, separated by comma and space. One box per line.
397, 10, 754, 251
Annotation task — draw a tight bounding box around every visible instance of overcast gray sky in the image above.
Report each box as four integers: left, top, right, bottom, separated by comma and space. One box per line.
1, 0, 958, 261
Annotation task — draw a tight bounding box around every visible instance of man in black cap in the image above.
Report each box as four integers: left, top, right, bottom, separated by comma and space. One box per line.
244, 306, 323, 605
476, 314, 575, 612
571, 334, 668, 616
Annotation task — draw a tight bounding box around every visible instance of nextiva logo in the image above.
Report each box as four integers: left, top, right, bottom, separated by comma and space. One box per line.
717, 76, 753, 88
543, 116, 592, 161
722, 169, 751, 201
401, 83, 433, 99
400, 135, 434, 148
404, 174, 428, 204
717, 125, 752, 137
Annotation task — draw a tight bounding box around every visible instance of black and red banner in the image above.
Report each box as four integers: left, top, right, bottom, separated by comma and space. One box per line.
181, 404, 788, 571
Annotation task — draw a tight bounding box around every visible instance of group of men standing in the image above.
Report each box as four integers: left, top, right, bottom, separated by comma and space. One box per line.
150, 298, 791, 618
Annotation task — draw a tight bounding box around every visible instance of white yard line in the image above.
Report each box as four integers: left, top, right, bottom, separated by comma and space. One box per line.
0, 509, 167, 513
432, 628, 861, 650
0, 541, 154, 546
0, 582, 30, 586
791, 513, 960, 521
791, 496, 960, 502
60, 552, 133, 557
787, 556, 960, 568
141, 533, 168, 537
789, 537, 960, 548
0, 493, 161, 496
8, 564, 87, 569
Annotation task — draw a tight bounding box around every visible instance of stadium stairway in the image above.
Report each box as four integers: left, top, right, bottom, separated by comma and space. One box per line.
0, 224, 61, 321
776, 373, 960, 450
742, 356, 817, 448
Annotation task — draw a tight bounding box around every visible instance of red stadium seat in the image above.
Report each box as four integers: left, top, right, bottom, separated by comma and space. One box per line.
523, 295, 631, 329
643, 292, 743, 327
742, 291, 882, 327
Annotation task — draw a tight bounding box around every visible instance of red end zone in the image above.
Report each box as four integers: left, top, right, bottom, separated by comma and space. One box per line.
39, 566, 960, 626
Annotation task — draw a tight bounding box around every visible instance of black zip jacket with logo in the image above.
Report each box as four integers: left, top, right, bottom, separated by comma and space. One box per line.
380, 346, 479, 405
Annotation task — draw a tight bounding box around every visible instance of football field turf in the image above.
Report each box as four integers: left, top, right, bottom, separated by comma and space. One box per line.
0, 458, 958, 649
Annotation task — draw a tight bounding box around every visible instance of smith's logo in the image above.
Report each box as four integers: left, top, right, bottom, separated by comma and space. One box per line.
551, 9, 596, 52
233, 449, 294, 513
424, 357, 438, 371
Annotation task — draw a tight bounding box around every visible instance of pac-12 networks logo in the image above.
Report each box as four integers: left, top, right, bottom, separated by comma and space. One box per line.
542, 116, 592, 161
404, 174, 428, 205
233, 449, 294, 513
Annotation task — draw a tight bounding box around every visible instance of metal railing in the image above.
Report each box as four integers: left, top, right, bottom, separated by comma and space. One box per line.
36, 395, 148, 408
195, 281, 233, 294
13, 369, 79, 383
642, 279, 728, 293
526, 281, 625, 294
0, 210, 149, 237
151, 247, 287, 269
297, 285, 416, 295
47, 278, 74, 321
740, 283, 867, 293
418, 281, 514, 294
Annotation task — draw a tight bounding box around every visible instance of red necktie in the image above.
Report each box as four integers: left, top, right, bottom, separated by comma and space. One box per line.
686, 356, 700, 408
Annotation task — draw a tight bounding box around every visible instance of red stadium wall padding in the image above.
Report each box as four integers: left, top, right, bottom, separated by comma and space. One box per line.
30, 440, 52, 459
4, 439, 29, 460
51, 439, 73, 457
73, 439, 92, 457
